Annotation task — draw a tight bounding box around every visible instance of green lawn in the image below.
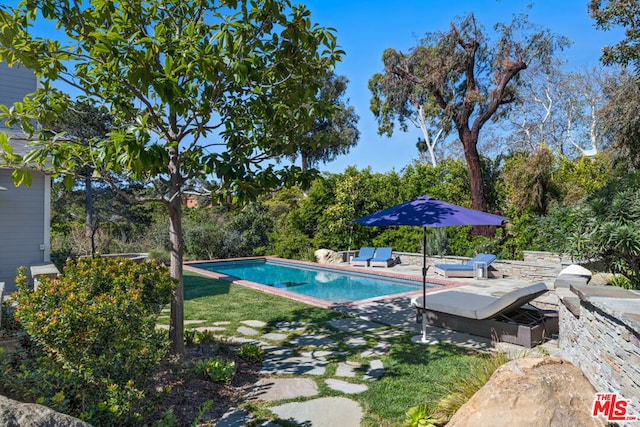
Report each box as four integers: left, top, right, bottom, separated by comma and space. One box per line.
177, 271, 490, 426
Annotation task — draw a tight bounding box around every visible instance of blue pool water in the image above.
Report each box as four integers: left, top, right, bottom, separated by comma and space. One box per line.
196, 259, 434, 303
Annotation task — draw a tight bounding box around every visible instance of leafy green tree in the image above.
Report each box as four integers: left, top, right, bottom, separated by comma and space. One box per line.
554, 154, 612, 203
590, 0, 640, 70
49, 101, 113, 246
317, 168, 397, 250
399, 159, 470, 204
503, 148, 560, 216
223, 202, 274, 257
288, 72, 360, 172
0, 0, 342, 355
369, 12, 567, 231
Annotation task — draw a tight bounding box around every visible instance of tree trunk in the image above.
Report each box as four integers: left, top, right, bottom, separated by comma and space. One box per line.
168, 194, 185, 356
85, 173, 93, 238
459, 128, 492, 237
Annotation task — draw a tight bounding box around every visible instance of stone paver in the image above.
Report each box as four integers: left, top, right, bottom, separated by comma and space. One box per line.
261, 350, 331, 376
215, 407, 253, 427
237, 326, 260, 336
360, 341, 391, 358
335, 361, 361, 378
325, 378, 368, 394
261, 332, 289, 342
370, 329, 405, 339
249, 377, 319, 401
288, 333, 337, 349
262, 345, 296, 356
328, 318, 384, 332
242, 320, 267, 328
212, 321, 232, 326
344, 335, 367, 347
269, 397, 363, 427
184, 320, 206, 325
274, 321, 308, 331
364, 359, 384, 380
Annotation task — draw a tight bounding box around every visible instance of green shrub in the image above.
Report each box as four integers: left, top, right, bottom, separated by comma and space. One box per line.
12, 257, 175, 425
237, 343, 264, 363
194, 357, 235, 383
404, 402, 444, 427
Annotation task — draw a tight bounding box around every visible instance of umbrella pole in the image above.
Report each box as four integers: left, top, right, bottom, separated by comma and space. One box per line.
421, 226, 428, 343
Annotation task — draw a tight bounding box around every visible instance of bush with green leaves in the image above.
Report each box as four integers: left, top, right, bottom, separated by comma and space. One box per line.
566, 172, 640, 288
237, 343, 264, 363
11, 257, 175, 425
194, 357, 235, 383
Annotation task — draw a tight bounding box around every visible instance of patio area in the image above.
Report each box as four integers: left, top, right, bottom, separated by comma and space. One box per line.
327, 260, 564, 356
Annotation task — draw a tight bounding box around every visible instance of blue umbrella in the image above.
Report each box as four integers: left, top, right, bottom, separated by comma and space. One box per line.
354, 195, 506, 342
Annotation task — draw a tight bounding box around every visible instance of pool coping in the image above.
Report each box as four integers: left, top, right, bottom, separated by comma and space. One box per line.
184, 256, 470, 309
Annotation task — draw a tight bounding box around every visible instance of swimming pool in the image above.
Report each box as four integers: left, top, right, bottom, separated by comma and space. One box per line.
189, 258, 436, 304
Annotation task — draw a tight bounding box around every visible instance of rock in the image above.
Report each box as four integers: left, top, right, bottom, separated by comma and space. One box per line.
0, 394, 92, 427
447, 357, 606, 427
314, 249, 343, 264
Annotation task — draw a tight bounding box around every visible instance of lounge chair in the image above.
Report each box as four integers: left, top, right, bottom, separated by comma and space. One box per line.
370, 247, 394, 268
411, 282, 558, 347
350, 247, 375, 267
433, 253, 501, 278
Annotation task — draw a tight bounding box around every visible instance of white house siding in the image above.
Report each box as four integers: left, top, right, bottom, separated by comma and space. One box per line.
0, 168, 49, 291
0, 62, 50, 292
0, 61, 38, 108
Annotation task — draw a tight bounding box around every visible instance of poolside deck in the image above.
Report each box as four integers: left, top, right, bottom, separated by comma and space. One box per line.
332, 262, 563, 355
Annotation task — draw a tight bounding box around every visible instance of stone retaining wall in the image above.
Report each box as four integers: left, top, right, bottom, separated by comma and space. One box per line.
341, 250, 570, 282
559, 285, 640, 417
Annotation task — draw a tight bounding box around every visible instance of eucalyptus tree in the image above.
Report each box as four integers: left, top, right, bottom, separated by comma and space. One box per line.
0, 0, 342, 355
506, 66, 610, 158
369, 12, 567, 227
369, 67, 447, 167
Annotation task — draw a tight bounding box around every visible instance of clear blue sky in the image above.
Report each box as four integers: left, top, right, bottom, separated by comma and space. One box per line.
302, 0, 623, 174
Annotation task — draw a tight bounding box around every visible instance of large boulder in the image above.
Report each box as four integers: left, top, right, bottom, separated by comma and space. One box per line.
447, 357, 606, 427
0, 394, 91, 427
314, 249, 343, 264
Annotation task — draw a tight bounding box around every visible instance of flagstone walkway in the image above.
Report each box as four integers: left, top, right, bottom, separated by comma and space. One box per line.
215, 317, 390, 427
209, 300, 560, 426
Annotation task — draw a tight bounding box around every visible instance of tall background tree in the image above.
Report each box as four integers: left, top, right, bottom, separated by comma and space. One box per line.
369, 12, 568, 230
0, 0, 342, 356
590, 0, 640, 168
590, 0, 640, 70
49, 100, 113, 253
288, 71, 360, 172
